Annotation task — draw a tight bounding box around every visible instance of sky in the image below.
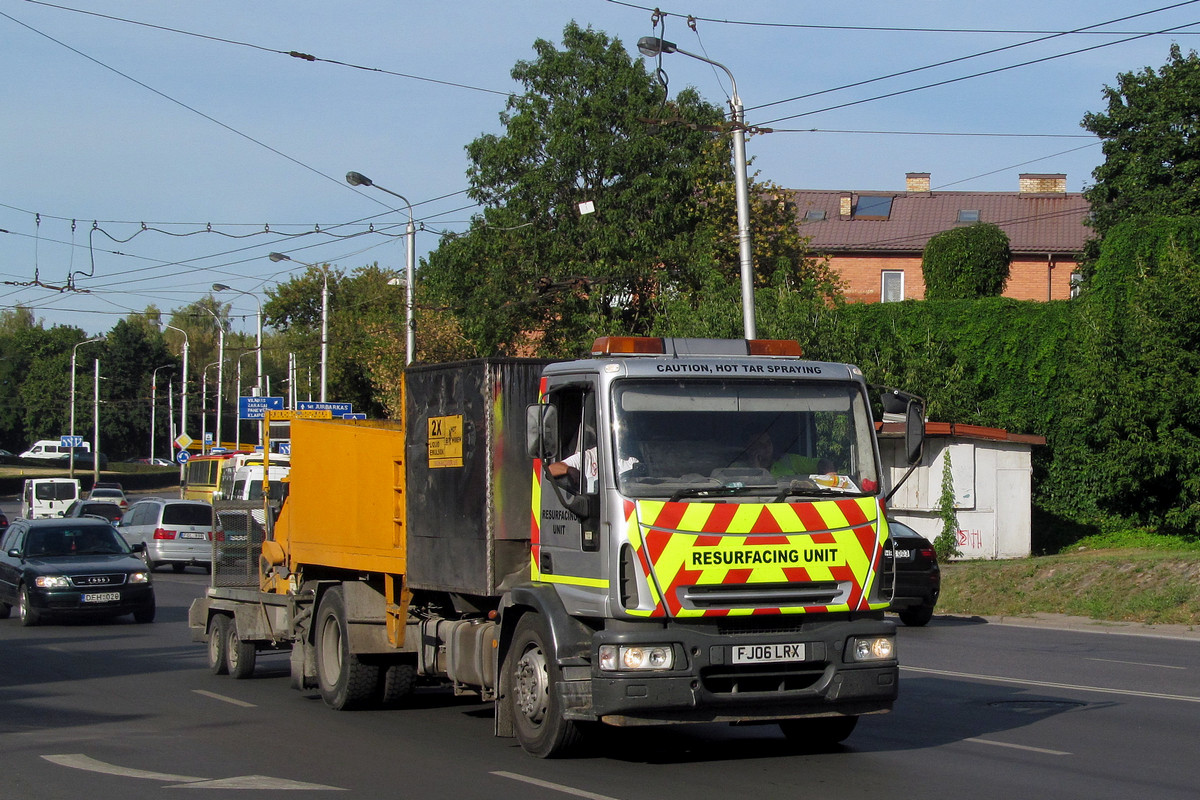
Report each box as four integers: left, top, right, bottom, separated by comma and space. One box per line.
2, 0, 1198, 336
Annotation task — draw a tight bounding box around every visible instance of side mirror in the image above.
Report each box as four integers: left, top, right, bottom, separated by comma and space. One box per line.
905, 398, 925, 465
525, 403, 558, 460
130, 542, 145, 553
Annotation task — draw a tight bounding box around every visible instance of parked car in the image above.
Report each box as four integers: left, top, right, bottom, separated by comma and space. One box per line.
92, 481, 124, 492
0, 518, 155, 625
64, 501, 124, 524
118, 499, 213, 573
882, 519, 941, 627
87, 487, 129, 511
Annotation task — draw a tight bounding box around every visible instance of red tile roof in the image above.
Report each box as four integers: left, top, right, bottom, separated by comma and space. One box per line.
791, 189, 1092, 255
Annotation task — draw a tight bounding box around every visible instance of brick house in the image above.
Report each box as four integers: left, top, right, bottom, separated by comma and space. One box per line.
790, 173, 1092, 303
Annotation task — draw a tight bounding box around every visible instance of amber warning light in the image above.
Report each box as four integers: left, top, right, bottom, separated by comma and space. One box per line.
747, 339, 803, 357
592, 337, 665, 355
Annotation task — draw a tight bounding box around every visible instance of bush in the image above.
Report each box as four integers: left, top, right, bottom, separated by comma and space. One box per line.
921, 223, 1011, 300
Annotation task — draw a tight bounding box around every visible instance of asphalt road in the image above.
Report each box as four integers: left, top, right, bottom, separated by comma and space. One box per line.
1, 493, 1197, 798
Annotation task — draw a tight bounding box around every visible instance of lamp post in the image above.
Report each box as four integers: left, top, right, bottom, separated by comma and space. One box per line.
636, 36, 756, 340
199, 304, 226, 451
345, 171, 416, 364
201, 361, 220, 454
164, 325, 189, 453
69, 335, 104, 480
92, 358, 101, 486
151, 364, 173, 462
213, 284, 263, 447
235, 350, 257, 451
269, 252, 328, 401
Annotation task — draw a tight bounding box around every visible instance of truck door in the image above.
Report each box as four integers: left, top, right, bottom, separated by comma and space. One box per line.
538, 381, 607, 615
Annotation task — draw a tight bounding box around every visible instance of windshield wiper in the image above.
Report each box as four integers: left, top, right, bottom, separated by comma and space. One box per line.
772, 483, 859, 503
669, 483, 774, 503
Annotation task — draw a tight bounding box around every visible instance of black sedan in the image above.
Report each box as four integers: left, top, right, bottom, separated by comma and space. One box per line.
0, 518, 155, 626
63, 500, 124, 524
882, 519, 941, 626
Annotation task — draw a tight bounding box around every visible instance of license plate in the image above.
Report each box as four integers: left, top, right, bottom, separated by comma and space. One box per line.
179, 532, 206, 540
730, 643, 806, 664
83, 592, 121, 603
891, 548, 912, 560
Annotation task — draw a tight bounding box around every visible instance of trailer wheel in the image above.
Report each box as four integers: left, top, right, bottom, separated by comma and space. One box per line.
315, 587, 380, 710
208, 615, 230, 675
508, 613, 581, 758
778, 715, 859, 748
225, 618, 257, 679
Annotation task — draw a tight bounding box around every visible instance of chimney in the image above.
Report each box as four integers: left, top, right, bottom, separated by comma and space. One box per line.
839, 194, 853, 217
906, 172, 931, 193
1019, 173, 1067, 194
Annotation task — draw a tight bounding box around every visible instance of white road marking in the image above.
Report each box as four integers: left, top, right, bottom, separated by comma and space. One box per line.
964, 738, 1071, 756
192, 689, 257, 707
493, 771, 622, 800
1084, 657, 1186, 670
42, 754, 344, 791
903, 665, 1200, 703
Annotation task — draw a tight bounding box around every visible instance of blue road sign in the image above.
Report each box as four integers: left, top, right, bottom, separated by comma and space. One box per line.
60, 435, 85, 448
297, 401, 353, 415
342, 413, 367, 420
176, 450, 190, 464
239, 396, 285, 420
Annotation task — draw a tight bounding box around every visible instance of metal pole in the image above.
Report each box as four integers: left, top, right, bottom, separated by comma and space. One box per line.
92, 358, 100, 486
69, 350, 78, 481
320, 270, 329, 401
406, 217, 415, 364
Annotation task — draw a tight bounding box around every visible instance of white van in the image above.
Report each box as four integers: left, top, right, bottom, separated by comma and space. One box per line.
20, 440, 91, 460
21, 478, 81, 519
226, 463, 291, 502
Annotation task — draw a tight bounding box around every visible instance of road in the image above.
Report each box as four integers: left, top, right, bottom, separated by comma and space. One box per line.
1, 496, 1197, 798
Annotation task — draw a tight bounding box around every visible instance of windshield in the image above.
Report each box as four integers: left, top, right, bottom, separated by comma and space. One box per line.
612, 378, 879, 500
25, 525, 131, 556
35, 482, 77, 501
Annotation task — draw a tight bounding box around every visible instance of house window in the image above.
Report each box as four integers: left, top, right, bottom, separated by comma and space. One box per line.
881, 271, 904, 303
957, 209, 981, 222
804, 209, 827, 221
854, 195, 893, 219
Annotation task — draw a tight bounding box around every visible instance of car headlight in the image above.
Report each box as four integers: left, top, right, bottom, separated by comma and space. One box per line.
35, 575, 71, 589
849, 635, 895, 662
128, 572, 150, 584
598, 644, 674, 671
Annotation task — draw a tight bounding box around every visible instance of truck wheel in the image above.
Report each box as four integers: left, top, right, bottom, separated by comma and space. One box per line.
208, 615, 230, 675
898, 604, 935, 627
226, 619, 257, 679
508, 613, 581, 758
18, 586, 41, 627
779, 716, 859, 748
379, 663, 417, 706
315, 587, 380, 710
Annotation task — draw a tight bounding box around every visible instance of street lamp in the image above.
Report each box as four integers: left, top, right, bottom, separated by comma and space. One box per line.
69, 335, 104, 479
212, 284, 263, 395
199, 303, 226, 451
637, 36, 757, 340
202, 361, 220, 454
164, 325, 189, 451
269, 252, 329, 401
235, 350, 257, 451
151, 364, 173, 462
346, 171, 416, 364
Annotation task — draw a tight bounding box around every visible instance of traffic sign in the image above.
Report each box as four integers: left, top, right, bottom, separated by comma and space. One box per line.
176, 450, 190, 464
60, 435, 85, 448
266, 409, 333, 421
175, 433, 194, 451
342, 413, 367, 420
239, 396, 285, 420
297, 401, 353, 415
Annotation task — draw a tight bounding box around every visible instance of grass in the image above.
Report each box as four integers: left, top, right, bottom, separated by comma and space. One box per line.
939, 530, 1200, 627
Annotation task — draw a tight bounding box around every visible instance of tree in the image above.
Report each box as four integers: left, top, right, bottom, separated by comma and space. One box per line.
100, 319, 175, 459
921, 223, 1011, 300
422, 23, 730, 357
1082, 45, 1200, 243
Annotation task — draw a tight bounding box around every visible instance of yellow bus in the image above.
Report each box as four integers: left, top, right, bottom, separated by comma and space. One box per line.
180, 453, 239, 502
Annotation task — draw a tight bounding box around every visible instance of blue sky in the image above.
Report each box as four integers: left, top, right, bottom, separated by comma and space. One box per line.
2, 0, 1197, 334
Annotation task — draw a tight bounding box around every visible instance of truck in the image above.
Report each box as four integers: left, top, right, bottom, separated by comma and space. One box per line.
189, 336, 925, 758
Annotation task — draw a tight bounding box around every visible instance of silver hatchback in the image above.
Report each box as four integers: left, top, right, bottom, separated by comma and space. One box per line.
118, 499, 213, 573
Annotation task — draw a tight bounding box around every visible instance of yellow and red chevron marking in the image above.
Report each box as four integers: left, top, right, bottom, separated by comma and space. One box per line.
529, 376, 549, 580
625, 497, 884, 618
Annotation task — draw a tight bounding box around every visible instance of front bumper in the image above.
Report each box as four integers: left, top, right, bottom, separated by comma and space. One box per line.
571, 616, 897, 725
30, 584, 155, 616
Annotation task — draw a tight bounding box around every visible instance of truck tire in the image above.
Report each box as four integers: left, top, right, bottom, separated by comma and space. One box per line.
508, 612, 582, 758
226, 619, 257, 679
779, 715, 858, 748
315, 587, 380, 710
208, 615, 230, 675
379, 662, 417, 706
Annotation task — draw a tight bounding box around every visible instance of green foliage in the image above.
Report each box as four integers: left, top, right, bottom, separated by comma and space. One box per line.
935, 449, 962, 561
1082, 45, 1200, 241
921, 223, 1011, 300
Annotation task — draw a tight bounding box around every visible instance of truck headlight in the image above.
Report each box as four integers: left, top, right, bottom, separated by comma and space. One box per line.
599, 644, 674, 671
849, 635, 894, 662
35, 576, 71, 589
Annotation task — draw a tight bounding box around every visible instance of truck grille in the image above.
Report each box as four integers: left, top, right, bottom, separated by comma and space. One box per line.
678, 580, 846, 610
701, 663, 826, 695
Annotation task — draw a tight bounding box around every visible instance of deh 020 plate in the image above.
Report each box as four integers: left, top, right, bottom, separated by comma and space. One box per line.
730, 643, 806, 664
82, 592, 121, 603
